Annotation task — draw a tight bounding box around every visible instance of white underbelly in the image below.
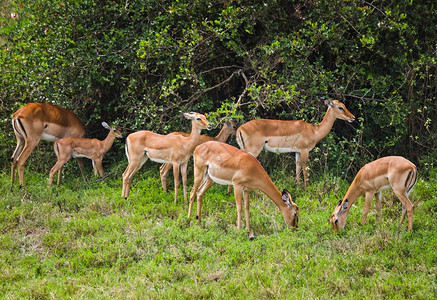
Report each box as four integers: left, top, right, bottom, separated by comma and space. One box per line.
148, 156, 172, 164
208, 171, 233, 185
378, 185, 392, 192
264, 143, 300, 154
72, 153, 90, 159
41, 132, 58, 142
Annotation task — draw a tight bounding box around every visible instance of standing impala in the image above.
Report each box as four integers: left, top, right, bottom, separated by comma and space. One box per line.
11, 103, 86, 189
330, 156, 417, 231
236, 98, 355, 188
159, 120, 237, 193
122, 112, 211, 203
48, 122, 122, 186
188, 141, 299, 239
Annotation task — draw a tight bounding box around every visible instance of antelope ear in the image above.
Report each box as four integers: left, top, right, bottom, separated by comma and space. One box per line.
324, 98, 334, 107
341, 199, 348, 211
282, 189, 291, 204
101, 122, 110, 129
225, 121, 230, 127
183, 112, 194, 120
228, 120, 237, 129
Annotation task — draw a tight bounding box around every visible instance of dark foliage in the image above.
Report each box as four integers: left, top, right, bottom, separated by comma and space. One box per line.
1, 0, 436, 178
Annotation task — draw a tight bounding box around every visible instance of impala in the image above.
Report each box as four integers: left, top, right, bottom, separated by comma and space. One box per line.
48, 122, 122, 186
330, 156, 417, 231
159, 120, 236, 193
122, 112, 211, 203
188, 141, 299, 239
236, 98, 355, 188
11, 103, 86, 189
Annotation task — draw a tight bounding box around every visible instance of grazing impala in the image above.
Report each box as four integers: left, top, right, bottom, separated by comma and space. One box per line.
236, 98, 355, 188
330, 156, 417, 231
48, 122, 122, 186
159, 120, 237, 193
122, 112, 211, 203
11, 103, 86, 189
188, 141, 299, 239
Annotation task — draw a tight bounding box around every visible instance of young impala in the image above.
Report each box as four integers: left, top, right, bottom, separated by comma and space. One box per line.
122, 112, 211, 203
48, 122, 122, 186
188, 141, 299, 239
236, 98, 355, 188
11, 103, 86, 189
330, 156, 417, 231
159, 120, 236, 193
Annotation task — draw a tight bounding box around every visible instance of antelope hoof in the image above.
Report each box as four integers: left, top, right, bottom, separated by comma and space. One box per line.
249, 232, 255, 241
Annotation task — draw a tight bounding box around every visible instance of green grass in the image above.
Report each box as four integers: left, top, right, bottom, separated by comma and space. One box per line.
1, 163, 436, 299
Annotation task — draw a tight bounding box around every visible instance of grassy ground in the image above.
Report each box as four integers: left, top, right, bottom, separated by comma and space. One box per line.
1, 163, 436, 299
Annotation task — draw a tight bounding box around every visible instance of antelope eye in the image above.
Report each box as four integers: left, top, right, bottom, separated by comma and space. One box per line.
339, 106, 344, 110
197, 117, 202, 121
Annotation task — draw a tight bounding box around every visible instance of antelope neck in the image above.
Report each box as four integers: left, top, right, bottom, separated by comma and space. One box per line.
312, 107, 336, 143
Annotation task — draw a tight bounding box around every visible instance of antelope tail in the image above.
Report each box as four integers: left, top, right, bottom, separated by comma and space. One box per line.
12, 118, 27, 138
236, 129, 246, 150
405, 168, 417, 194
124, 139, 130, 163
54, 142, 60, 158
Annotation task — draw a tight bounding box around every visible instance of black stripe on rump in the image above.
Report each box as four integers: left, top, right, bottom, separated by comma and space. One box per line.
406, 170, 417, 194
17, 119, 28, 138
239, 131, 245, 149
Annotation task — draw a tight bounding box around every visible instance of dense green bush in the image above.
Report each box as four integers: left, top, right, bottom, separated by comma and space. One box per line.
1, 0, 436, 177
